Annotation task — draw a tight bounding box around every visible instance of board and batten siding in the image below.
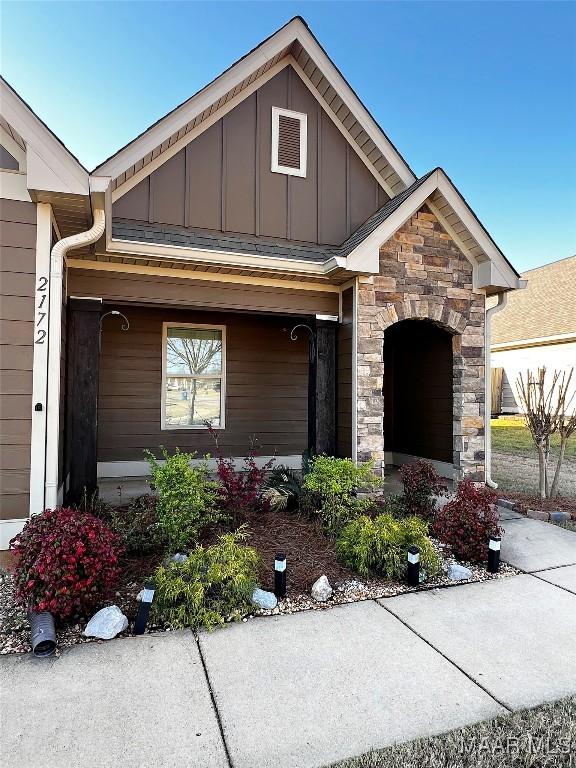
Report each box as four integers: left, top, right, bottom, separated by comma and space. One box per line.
98, 307, 309, 462
0, 198, 36, 519
113, 66, 388, 248
337, 287, 353, 458
67, 267, 339, 317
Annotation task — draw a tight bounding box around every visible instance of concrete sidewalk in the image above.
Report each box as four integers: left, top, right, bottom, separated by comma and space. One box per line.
3, 520, 576, 768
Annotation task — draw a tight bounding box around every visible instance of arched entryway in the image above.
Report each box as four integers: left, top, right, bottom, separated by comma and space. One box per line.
384, 319, 454, 468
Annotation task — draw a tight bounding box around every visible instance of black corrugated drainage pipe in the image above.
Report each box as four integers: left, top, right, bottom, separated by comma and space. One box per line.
29, 611, 57, 657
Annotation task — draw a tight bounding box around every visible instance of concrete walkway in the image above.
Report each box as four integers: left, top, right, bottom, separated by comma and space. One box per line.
2, 519, 576, 768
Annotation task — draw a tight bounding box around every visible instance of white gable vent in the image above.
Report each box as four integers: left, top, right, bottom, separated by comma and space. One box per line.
271, 107, 307, 178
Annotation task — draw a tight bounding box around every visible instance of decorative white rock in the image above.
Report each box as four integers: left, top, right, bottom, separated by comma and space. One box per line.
170, 553, 188, 564
311, 575, 333, 602
447, 563, 473, 581
251, 588, 277, 610
83, 605, 128, 640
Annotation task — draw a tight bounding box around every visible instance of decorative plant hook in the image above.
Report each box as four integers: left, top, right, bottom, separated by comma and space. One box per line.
290, 323, 316, 360
99, 310, 130, 351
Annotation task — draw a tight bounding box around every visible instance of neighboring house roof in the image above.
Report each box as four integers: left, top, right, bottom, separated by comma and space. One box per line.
492, 255, 576, 346
94, 16, 416, 198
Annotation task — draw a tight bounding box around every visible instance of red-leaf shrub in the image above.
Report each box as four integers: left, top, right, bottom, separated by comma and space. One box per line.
400, 460, 446, 519
208, 426, 274, 522
432, 479, 501, 563
10, 508, 122, 620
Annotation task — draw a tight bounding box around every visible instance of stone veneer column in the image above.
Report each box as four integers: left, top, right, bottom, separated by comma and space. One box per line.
356, 205, 486, 480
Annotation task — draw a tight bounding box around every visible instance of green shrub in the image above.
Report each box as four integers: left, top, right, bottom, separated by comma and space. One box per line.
109, 495, 165, 555
337, 513, 441, 580
263, 466, 303, 512
369, 493, 407, 519
151, 528, 261, 630
145, 448, 222, 552
301, 456, 381, 535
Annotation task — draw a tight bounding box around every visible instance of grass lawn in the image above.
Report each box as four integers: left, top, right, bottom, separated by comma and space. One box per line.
329, 696, 575, 768
491, 416, 576, 458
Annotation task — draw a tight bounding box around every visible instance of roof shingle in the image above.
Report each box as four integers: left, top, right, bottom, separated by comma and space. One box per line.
492, 256, 576, 344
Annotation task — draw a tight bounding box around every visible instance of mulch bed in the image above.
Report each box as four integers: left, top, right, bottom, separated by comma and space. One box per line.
237, 510, 357, 593
498, 491, 576, 518
1, 506, 520, 655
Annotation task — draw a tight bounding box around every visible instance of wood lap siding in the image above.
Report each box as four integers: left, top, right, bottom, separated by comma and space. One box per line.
113, 66, 388, 247
337, 287, 353, 458
0, 199, 36, 519
98, 308, 309, 462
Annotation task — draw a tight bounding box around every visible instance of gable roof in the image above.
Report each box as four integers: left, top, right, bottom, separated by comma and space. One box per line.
492, 256, 576, 345
94, 17, 416, 199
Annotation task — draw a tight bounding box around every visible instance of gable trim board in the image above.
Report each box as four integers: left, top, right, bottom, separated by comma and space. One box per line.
95, 18, 414, 196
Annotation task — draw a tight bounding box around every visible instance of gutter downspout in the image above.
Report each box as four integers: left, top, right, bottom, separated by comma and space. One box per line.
44, 206, 106, 510
485, 292, 508, 489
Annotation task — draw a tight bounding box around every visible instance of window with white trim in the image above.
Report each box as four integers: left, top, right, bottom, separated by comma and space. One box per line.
162, 324, 226, 429
271, 107, 307, 178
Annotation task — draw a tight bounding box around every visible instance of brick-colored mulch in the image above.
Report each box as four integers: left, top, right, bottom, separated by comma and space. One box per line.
239, 510, 357, 593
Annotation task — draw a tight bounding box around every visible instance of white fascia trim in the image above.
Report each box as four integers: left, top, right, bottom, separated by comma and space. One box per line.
98, 455, 302, 479
344, 169, 521, 290
95, 18, 414, 189
107, 236, 347, 276
0, 519, 27, 551
491, 332, 576, 350
0, 79, 88, 195
29, 203, 52, 516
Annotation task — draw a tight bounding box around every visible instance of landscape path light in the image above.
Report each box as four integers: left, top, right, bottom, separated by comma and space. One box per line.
274, 552, 287, 598
407, 546, 420, 587
488, 536, 501, 574
134, 580, 155, 635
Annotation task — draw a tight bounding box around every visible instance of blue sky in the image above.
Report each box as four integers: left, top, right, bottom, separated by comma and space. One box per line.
2, 1, 575, 272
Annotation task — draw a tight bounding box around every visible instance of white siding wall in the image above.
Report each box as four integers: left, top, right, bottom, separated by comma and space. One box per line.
492, 341, 576, 414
